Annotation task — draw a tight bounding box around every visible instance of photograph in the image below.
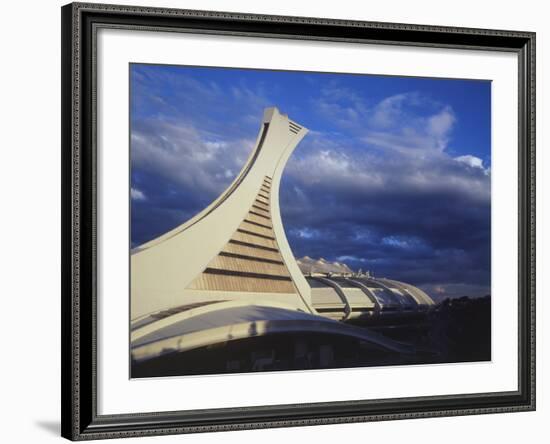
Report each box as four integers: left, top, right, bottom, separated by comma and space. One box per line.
57, 1, 536, 439
129, 64, 492, 378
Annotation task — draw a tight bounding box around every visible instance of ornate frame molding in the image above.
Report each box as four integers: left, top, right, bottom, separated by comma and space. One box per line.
61, 2, 535, 440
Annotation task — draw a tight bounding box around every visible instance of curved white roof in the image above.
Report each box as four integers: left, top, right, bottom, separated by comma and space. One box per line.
131, 302, 414, 362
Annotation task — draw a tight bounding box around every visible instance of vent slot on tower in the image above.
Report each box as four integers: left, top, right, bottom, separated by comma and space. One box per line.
289, 121, 302, 134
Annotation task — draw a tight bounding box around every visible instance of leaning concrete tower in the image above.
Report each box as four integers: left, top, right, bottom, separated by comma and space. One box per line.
131, 108, 313, 319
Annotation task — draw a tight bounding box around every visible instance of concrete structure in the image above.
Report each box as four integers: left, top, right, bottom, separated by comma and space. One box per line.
131, 108, 313, 320
297, 257, 435, 321
130, 107, 434, 370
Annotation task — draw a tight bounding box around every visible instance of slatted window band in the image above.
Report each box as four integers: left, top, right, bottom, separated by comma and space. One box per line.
228, 239, 279, 253
249, 210, 270, 220
219, 251, 284, 265
222, 243, 282, 262
252, 204, 270, 213
203, 268, 292, 281
243, 218, 273, 230
184, 169, 294, 293
237, 228, 275, 240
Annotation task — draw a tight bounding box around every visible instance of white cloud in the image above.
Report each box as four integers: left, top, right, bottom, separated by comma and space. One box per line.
290, 227, 321, 239
131, 119, 254, 197
365, 101, 456, 155
130, 68, 274, 202
454, 154, 483, 168
313, 83, 369, 127
336, 255, 367, 263
285, 128, 490, 204
454, 155, 490, 175
370, 93, 409, 128
288, 88, 491, 204
382, 236, 413, 248
362, 130, 439, 156
130, 187, 146, 201
285, 142, 384, 190
313, 89, 458, 157
428, 106, 456, 139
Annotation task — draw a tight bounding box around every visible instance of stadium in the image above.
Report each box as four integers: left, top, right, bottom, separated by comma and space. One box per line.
130, 107, 438, 377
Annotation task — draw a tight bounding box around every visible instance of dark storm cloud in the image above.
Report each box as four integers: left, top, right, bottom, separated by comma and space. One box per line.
279, 133, 491, 298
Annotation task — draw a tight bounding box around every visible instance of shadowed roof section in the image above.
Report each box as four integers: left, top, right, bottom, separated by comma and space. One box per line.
131, 302, 414, 362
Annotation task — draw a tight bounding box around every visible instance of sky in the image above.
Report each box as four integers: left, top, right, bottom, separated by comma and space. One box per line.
130, 63, 491, 300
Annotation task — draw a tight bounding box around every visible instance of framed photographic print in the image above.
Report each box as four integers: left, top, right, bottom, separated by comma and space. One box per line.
61, 2, 536, 440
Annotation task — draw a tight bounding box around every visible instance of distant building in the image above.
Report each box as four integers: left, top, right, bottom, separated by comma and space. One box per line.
130, 108, 434, 376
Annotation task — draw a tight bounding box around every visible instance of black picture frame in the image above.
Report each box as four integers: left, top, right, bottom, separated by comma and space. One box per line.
61, 2, 536, 440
